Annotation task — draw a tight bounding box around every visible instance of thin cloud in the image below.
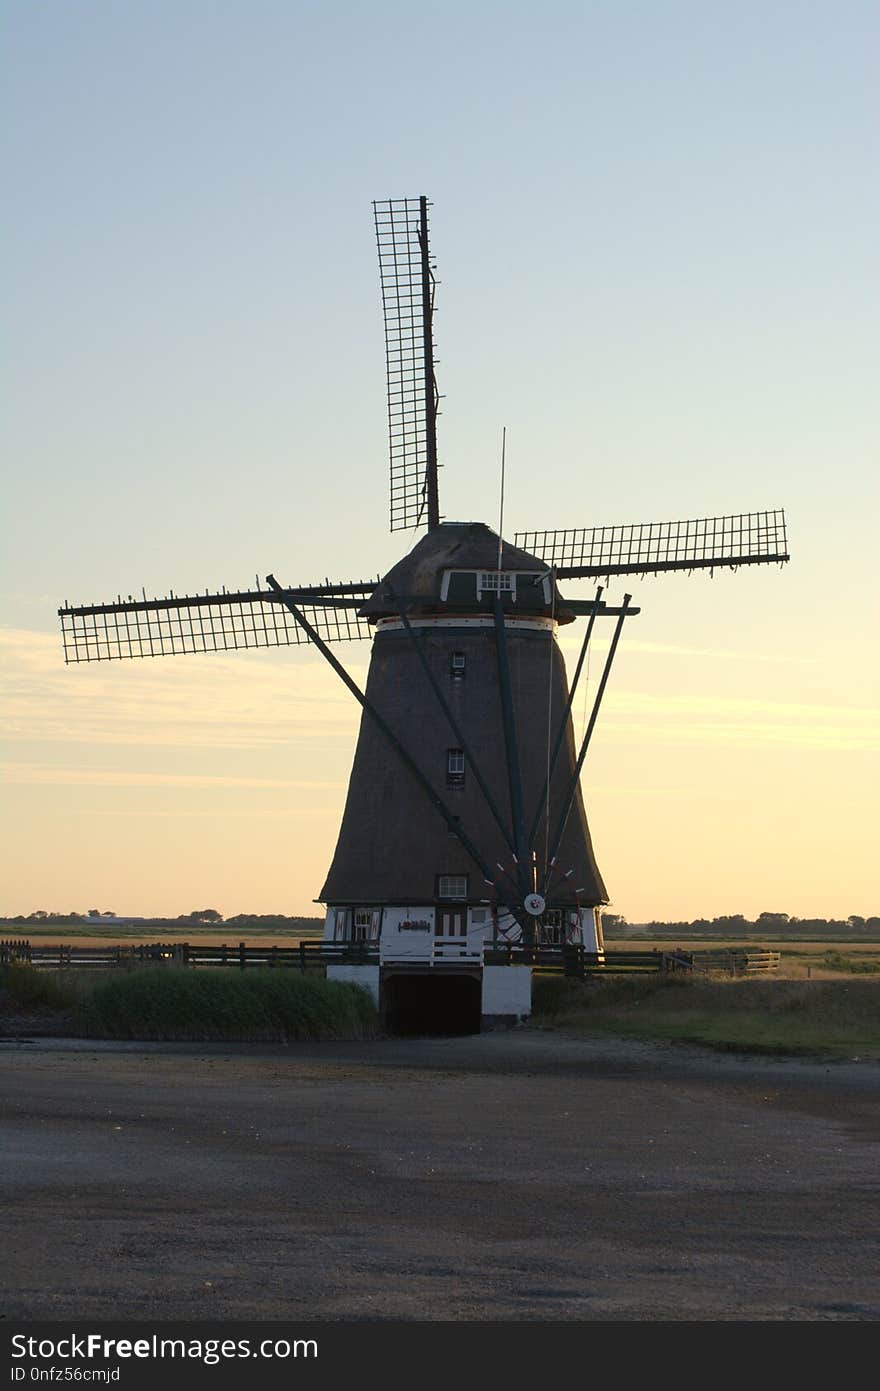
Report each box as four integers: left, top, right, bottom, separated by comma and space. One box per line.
590, 691, 879, 752
1, 763, 345, 791
1, 627, 364, 750
4, 627, 876, 757
80, 807, 340, 821
556, 629, 815, 664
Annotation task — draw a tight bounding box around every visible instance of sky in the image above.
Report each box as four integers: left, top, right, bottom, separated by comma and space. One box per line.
2, 0, 878, 922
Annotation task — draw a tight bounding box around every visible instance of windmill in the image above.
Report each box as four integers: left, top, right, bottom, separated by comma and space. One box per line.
59, 196, 789, 1029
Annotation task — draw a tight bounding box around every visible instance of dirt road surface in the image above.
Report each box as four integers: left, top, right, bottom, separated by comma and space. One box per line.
2, 1032, 878, 1321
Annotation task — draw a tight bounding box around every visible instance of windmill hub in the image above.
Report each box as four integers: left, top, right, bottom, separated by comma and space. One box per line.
57, 193, 789, 1036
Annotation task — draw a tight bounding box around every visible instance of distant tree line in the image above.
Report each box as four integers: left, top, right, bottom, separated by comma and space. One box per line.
0, 909, 324, 927
603, 912, 880, 935
3, 909, 878, 935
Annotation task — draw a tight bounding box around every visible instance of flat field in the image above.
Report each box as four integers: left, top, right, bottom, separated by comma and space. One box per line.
0, 923, 324, 949
2, 1033, 878, 1322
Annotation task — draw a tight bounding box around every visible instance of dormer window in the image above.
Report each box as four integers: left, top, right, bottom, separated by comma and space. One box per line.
439, 568, 551, 604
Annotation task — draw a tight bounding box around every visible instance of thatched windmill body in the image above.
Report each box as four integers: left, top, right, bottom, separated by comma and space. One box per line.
59, 197, 789, 1028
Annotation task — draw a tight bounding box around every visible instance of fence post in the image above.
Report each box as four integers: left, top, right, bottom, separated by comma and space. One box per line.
300, 941, 307, 974
239, 941, 246, 971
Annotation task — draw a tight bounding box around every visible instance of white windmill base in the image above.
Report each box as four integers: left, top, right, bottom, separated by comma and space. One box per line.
323, 905, 606, 1033
326, 961, 532, 1030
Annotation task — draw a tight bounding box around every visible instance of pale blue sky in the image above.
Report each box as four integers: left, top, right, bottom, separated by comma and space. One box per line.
3, 2, 877, 918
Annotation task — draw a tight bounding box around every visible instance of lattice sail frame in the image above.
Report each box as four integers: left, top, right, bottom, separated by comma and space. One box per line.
59, 583, 377, 663
374, 196, 439, 532
516, 510, 788, 578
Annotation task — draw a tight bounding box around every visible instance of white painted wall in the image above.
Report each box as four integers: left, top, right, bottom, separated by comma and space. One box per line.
481, 965, 531, 1019
326, 963, 380, 1005
580, 908, 605, 955
325, 902, 603, 961
379, 905, 435, 961
322, 905, 338, 942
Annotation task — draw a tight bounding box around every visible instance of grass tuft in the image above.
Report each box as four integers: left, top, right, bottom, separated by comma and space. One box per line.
0, 963, 79, 1012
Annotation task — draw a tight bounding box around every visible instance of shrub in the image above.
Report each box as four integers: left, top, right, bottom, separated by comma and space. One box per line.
76, 967, 379, 1042
820, 952, 880, 975
531, 972, 880, 1057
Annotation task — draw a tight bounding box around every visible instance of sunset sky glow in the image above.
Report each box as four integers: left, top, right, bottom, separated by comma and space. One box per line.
3, 1, 877, 921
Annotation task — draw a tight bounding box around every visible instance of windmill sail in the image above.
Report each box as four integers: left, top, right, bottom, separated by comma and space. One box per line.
58, 581, 377, 663
374, 196, 439, 533
516, 509, 789, 578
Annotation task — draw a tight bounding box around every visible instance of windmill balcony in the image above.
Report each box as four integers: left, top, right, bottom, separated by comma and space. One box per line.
380, 932, 483, 966
323, 903, 603, 965
325, 905, 487, 966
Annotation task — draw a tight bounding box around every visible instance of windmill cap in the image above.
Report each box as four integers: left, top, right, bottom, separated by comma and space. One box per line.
359, 521, 575, 621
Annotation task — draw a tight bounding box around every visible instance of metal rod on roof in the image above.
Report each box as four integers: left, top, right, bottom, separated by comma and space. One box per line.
497, 426, 506, 572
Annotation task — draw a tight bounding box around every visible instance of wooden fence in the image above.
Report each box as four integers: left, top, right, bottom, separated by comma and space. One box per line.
1, 939, 780, 976
482, 945, 780, 976
676, 948, 782, 976
0, 939, 375, 971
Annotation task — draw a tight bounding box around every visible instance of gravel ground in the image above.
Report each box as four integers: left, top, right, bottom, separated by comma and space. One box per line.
1, 1031, 878, 1322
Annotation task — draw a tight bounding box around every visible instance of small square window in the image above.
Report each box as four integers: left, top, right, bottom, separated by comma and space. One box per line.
540, 909, 564, 945
348, 908, 381, 942
352, 909, 372, 942
446, 748, 465, 785
437, 874, 468, 899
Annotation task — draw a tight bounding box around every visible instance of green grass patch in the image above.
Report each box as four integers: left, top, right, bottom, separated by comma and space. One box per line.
531, 974, 880, 1059
819, 952, 880, 976
0, 963, 80, 1013
77, 968, 379, 1042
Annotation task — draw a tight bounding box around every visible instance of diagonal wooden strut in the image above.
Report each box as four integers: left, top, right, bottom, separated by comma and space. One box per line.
526, 584, 603, 851
542, 595, 633, 897
492, 597, 532, 918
